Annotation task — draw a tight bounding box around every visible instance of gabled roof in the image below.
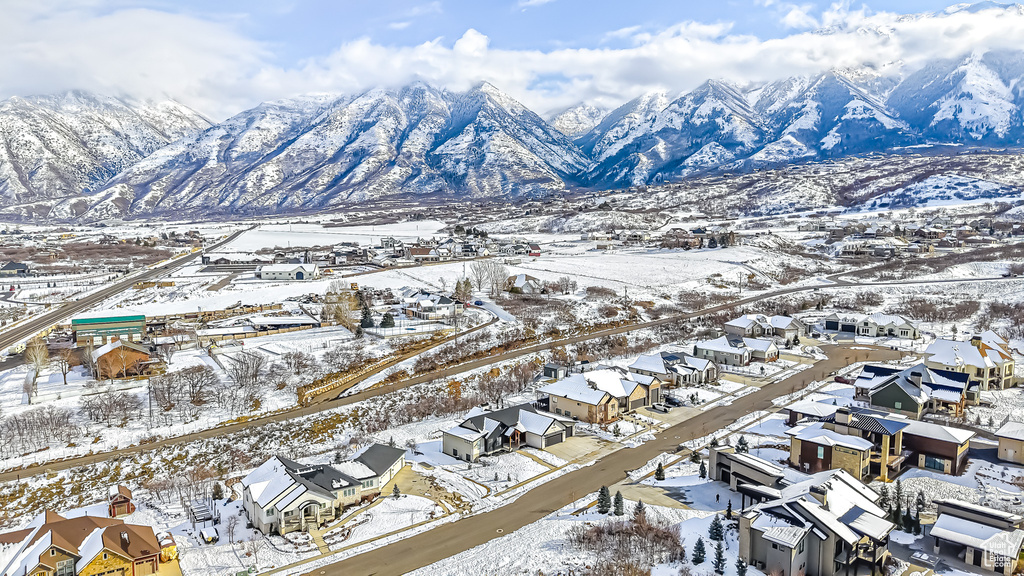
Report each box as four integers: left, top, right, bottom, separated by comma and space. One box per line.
539, 374, 612, 405
786, 422, 873, 451
355, 444, 406, 477
786, 400, 841, 419
629, 354, 668, 374
931, 514, 1024, 556
996, 421, 1024, 442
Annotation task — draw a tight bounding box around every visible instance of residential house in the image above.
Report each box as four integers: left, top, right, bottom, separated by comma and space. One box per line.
924, 331, 1016, 391
241, 444, 405, 536
739, 469, 894, 576
400, 290, 464, 321
693, 336, 752, 366
255, 264, 320, 281
504, 274, 543, 294
784, 400, 842, 426
724, 314, 807, 345
821, 312, 921, 339
441, 404, 575, 462
538, 376, 619, 424
788, 406, 974, 480
744, 338, 780, 362
854, 363, 973, 419
628, 351, 718, 386
108, 486, 135, 518
930, 499, 1024, 575
91, 340, 158, 380
542, 363, 568, 380
0, 262, 29, 276
708, 447, 786, 492
0, 511, 163, 576
994, 422, 1024, 464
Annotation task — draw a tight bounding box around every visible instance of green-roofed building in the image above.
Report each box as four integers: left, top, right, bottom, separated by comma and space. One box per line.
71, 313, 146, 346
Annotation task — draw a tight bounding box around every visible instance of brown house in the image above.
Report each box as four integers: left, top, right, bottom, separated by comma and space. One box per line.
0, 510, 164, 576
91, 340, 157, 380
109, 485, 136, 518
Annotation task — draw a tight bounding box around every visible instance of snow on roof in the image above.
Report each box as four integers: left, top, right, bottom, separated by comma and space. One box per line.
257, 263, 318, 273
333, 461, 375, 481
792, 499, 860, 545
996, 421, 1024, 441
787, 422, 874, 451
241, 457, 302, 508
743, 338, 776, 352
787, 400, 841, 418
539, 374, 610, 405
2, 529, 50, 576
696, 336, 746, 354
839, 506, 894, 541
750, 514, 809, 547
931, 514, 1024, 556
444, 425, 486, 441
729, 452, 785, 477
629, 354, 667, 374
517, 410, 556, 436
74, 528, 107, 573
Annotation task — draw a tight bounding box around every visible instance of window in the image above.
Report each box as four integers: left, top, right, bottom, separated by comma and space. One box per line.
798, 539, 804, 553
924, 456, 945, 471
102, 553, 108, 560
894, 401, 901, 410
817, 446, 824, 459
267, 508, 275, 516
362, 480, 374, 489
56, 559, 74, 576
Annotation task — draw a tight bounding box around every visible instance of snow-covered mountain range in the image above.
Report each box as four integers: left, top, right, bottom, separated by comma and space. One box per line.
5, 49, 1024, 220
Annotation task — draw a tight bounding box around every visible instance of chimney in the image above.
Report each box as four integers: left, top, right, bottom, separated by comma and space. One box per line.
970, 334, 982, 347
120, 531, 130, 546
909, 371, 922, 387
835, 407, 851, 425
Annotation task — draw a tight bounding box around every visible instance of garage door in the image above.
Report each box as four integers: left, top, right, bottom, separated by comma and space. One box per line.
824, 321, 839, 330
544, 432, 564, 447
841, 323, 856, 333
630, 398, 645, 411
135, 560, 156, 576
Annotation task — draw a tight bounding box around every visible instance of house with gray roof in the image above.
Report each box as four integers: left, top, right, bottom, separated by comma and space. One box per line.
441, 403, 575, 462
628, 351, 718, 386
821, 312, 920, 339
240, 443, 406, 535
854, 363, 974, 419
739, 468, 893, 576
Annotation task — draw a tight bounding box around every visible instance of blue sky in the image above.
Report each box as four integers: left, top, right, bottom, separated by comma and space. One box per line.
172, 0, 962, 61
2, 1, 1021, 119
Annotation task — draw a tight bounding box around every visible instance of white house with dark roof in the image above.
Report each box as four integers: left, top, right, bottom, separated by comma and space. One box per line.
724, 314, 807, 344
538, 375, 619, 424
629, 351, 718, 386
821, 312, 920, 339
255, 263, 320, 281
240, 443, 406, 535
441, 403, 575, 462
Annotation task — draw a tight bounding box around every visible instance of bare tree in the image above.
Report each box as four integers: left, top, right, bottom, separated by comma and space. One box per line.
168, 326, 190, 350
52, 348, 77, 386
227, 351, 267, 412
226, 515, 239, 544
241, 537, 268, 569
470, 261, 490, 292
24, 338, 48, 374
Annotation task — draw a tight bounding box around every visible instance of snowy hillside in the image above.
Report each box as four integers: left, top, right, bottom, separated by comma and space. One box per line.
549, 103, 610, 139
0, 91, 210, 211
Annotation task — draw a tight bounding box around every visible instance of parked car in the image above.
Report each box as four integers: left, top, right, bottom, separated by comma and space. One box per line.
650, 403, 671, 413
834, 375, 855, 384
664, 395, 684, 408
474, 300, 484, 306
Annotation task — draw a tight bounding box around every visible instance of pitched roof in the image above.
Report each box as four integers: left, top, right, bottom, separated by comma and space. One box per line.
540, 375, 612, 405
355, 444, 406, 477
996, 421, 1024, 441
931, 514, 1024, 556
786, 422, 873, 451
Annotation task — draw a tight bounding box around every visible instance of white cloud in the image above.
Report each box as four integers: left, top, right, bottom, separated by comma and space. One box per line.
781, 6, 819, 29
5, 2, 1024, 121
388, 21, 413, 30
518, 0, 557, 7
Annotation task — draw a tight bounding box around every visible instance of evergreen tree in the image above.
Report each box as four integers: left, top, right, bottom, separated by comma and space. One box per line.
793, 334, 800, 345
902, 508, 913, 531
613, 491, 624, 516
212, 482, 224, 500
699, 460, 707, 479
878, 484, 890, 512
690, 451, 701, 463
692, 537, 706, 564
915, 490, 926, 513
893, 479, 904, 509
392, 484, 401, 498
710, 437, 719, 447
709, 515, 725, 541
726, 500, 733, 520
354, 325, 364, 339
736, 558, 748, 576
891, 503, 903, 530
380, 312, 395, 328
708, 236, 719, 249
360, 306, 375, 328
597, 486, 611, 514
736, 436, 749, 454
655, 462, 666, 481
633, 499, 646, 521
713, 541, 726, 575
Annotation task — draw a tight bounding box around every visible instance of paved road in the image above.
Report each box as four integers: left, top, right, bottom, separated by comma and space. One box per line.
304, 344, 903, 576
0, 269, 1014, 483
0, 229, 249, 352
